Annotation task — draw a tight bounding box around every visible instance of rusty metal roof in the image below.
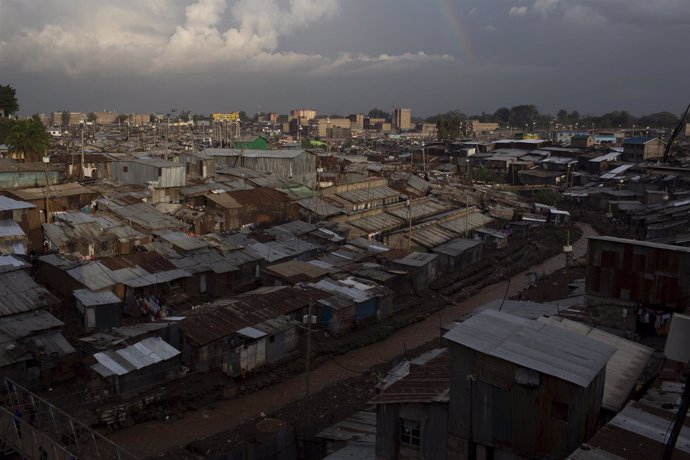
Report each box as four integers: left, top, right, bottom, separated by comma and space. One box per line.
205, 192, 243, 209
100, 251, 176, 273
370, 348, 449, 404
571, 402, 690, 460
180, 286, 329, 345
10, 183, 97, 201
0, 271, 60, 317
226, 187, 292, 205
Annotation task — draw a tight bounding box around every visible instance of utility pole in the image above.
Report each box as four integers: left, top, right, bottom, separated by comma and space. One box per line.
80, 123, 85, 180
303, 300, 315, 459
407, 199, 413, 250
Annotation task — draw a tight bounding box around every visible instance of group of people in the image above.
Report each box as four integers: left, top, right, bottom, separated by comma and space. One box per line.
637, 304, 672, 337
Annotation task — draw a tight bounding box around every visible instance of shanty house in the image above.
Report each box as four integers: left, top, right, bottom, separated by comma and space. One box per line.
6, 183, 99, 251
585, 236, 690, 333
0, 196, 34, 254
204, 188, 298, 231
372, 349, 450, 460
178, 300, 298, 376
622, 137, 665, 163
111, 157, 186, 188
389, 252, 439, 292
205, 149, 317, 188
0, 269, 61, 318
311, 276, 394, 332
90, 336, 181, 396
443, 309, 615, 459
431, 238, 482, 272
73, 288, 122, 333
0, 310, 76, 387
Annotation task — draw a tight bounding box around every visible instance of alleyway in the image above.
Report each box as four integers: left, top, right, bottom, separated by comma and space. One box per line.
108, 223, 596, 457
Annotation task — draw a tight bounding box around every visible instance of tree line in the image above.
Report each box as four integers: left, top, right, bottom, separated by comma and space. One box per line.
426, 105, 683, 139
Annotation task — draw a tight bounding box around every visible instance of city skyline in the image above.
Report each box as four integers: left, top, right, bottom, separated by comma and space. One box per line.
1, 0, 689, 117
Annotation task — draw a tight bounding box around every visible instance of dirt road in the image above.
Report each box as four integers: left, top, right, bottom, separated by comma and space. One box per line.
108, 223, 596, 457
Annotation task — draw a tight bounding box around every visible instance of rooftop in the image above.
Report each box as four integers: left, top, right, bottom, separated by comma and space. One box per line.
443, 309, 616, 388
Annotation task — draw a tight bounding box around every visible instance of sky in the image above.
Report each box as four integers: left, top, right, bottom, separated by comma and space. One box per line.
1, 0, 689, 118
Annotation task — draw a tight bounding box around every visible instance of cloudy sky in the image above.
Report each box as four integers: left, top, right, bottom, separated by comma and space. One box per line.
1, 0, 688, 117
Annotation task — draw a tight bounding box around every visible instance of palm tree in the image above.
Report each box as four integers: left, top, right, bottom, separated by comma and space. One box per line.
5, 117, 50, 162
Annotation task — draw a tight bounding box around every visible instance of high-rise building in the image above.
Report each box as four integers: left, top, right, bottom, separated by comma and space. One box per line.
348, 113, 364, 130
290, 109, 317, 121
393, 108, 412, 131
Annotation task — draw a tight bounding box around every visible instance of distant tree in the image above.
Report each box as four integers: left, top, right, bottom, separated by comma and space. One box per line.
509, 105, 539, 130
637, 112, 679, 129
494, 107, 510, 124
5, 116, 50, 162
86, 112, 97, 123
0, 84, 19, 116
436, 112, 465, 140
60, 110, 70, 127
238, 111, 250, 122
192, 114, 210, 122
557, 109, 568, 121
115, 114, 129, 124
0, 118, 12, 144
178, 110, 191, 122
367, 108, 390, 120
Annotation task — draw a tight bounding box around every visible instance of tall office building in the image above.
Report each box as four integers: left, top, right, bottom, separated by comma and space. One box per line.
393, 108, 412, 131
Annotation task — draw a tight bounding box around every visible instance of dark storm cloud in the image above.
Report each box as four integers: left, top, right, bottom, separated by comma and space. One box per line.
0, 0, 688, 117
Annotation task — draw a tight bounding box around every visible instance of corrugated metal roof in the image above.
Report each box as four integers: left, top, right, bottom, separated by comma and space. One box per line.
0, 310, 63, 338
205, 148, 304, 159
318, 410, 376, 460
371, 349, 449, 404
205, 192, 243, 209
336, 186, 400, 205
123, 268, 190, 287
539, 316, 654, 412
266, 220, 317, 238
589, 235, 690, 254
73, 288, 122, 306
236, 327, 267, 339
180, 286, 328, 345
297, 197, 344, 217
0, 271, 60, 317
91, 337, 180, 377
227, 187, 292, 205
10, 183, 96, 201
0, 195, 35, 211
386, 198, 448, 220
439, 210, 494, 234
170, 250, 239, 274
623, 136, 658, 145
444, 309, 616, 388
0, 220, 24, 238
432, 238, 481, 257
310, 277, 388, 304
411, 225, 460, 249
571, 402, 690, 459
154, 230, 209, 252
0, 255, 28, 271
347, 213, 404, 234
27, 331, 76, 357
393, 251, 438, 267
107, 202, 188, 231
263, 260, 329, 282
